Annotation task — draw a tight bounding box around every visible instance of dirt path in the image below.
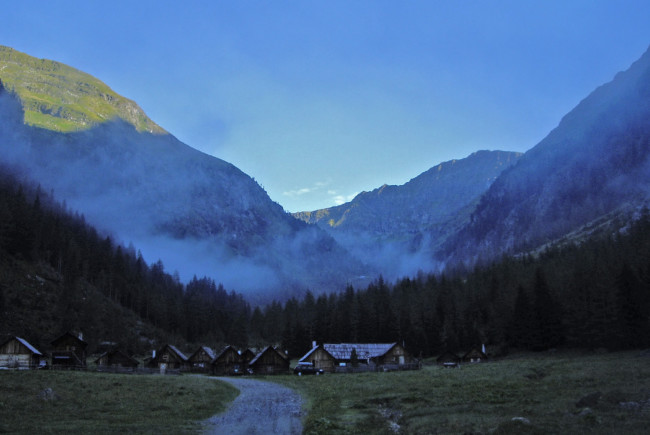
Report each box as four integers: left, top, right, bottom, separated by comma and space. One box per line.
202, 377, 303, 434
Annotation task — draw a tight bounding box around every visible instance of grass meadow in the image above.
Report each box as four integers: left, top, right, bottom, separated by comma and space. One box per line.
0, 370, 237, 434
272, 350, 650, 434
0, 351, 648, 434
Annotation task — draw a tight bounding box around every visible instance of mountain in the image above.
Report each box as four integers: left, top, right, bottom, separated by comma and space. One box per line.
294, 150, 521, 279
0, 46, 164, 134
0, 46, 368, 300
444, 44, 650, 265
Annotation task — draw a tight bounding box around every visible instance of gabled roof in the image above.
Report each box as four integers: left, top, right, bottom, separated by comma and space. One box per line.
189, 346, 216, 361
164, 344, 188, 361
94, 349, 139, 366
298, 344, 334, 363
323, 343, 398, 360
462, 347, 487, 360
249, 346, 287, 365
51, 332, 88, 348
212, 345, 239, 363
1, 336, 43, 355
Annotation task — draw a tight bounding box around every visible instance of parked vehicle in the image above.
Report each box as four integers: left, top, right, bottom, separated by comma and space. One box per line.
293, 362, 324, 376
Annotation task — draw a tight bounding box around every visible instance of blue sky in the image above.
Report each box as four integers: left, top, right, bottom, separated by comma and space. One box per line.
3, 1, 650, 212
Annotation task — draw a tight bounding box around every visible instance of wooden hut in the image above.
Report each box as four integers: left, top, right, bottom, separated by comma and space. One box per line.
211, 345, 243, 375
50, 332, 88, 369
0, 336, 45, 369
298, 344, 336, 373
462, 347, 488, 363
436, 351, 461, 367
241, 348, 256, 370
147, 344, 189, 372
248, 346, 290, 375
188, 346, 216, 373
322, 342, 416, 368
94, 349, 139, 369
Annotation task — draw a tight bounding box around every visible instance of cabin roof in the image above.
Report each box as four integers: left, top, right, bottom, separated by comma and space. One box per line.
190, 346, 216, 361
322, 343, 398, 360
436, 351, 460, 362
298, 344, 334, 362
212, 345, 237, 362
166, 344, 189, 361
462, 347, 488, 359
249, 346, 287, 365
51, 332, 88, 348
94, 349, 139, 365
1, 336, 43, 356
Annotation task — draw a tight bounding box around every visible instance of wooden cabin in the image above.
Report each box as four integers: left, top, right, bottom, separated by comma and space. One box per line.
322, 342, 416, 367
462, 347, 488, 363
0, 336, 45, 369
241, 348, 256, 370
298, 344, 336, 373
248, 346, 290, 375
211, 345, 243, 375
94, 349, 139, 369
436, 351, 461, 367
50, 332, 88, 369
188, 346, 216, 373
147, 344, 189, 372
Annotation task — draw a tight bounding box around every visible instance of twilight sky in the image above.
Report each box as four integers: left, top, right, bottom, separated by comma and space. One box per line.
3, 1, 650, 212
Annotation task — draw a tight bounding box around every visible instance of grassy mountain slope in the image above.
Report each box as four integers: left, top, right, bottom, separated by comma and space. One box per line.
0, 45, 164, 133
0, 47, 369, 298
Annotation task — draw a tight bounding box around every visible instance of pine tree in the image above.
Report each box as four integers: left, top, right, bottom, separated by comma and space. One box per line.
530, 268, 564, 350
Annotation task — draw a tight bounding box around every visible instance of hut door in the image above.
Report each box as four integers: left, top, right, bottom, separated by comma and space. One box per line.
160, 363, 167, 375
399, 356, 405, 365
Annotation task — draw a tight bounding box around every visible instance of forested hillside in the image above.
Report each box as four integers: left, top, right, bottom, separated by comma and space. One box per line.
2, 159, 649, 358
0, 166, 250, 354
269, 214, 650, 358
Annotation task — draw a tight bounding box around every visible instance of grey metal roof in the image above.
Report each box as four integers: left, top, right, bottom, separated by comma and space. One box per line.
15, 337, 43, 355
322, 343, 397, 360
298, 345, 320, 362
212, 345, 237, 362
167, 344, 188, 361
248, 346, 272, 365
194, 346, 216, 360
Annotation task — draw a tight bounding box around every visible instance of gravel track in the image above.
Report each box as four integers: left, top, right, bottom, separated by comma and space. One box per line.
202, 377, 303, 434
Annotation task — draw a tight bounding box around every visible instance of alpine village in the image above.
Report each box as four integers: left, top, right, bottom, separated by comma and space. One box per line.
2, 39, 650, 434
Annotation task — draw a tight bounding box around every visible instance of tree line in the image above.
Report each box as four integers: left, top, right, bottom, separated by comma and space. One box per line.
1, 164, 649, 358
0, 166, 250, 353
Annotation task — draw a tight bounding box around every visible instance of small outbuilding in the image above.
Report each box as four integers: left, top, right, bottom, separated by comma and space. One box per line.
248, 346, 290, 375
436, 351, 461, 367
241, 348, 256, 369
298, 344, 336, 373
0, 336, 45, 369
462, 347, 488, 363
95, 349, 139, 369
188, 346, 216, 373
147, 344, 189, 372
211, 345, 243, 375
50, 332, 88, 369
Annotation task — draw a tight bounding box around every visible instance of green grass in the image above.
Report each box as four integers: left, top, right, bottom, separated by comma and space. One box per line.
0, 45, 165, 134
0, 371, 238, 434
270, 351, 650, 434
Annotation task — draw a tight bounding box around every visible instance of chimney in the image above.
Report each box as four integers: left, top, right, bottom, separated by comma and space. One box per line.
312, 341, 317, 349
152, 350, 156, 358
78, 332, 83, 341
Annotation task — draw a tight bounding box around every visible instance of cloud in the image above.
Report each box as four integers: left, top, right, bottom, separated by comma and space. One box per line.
283, 180, 332, 197
332, 192, 358, 205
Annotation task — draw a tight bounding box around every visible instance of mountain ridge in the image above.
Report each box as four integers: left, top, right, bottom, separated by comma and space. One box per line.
442, 44, 650, 265
0, 52, 369, 299
0, 45, 164, 134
